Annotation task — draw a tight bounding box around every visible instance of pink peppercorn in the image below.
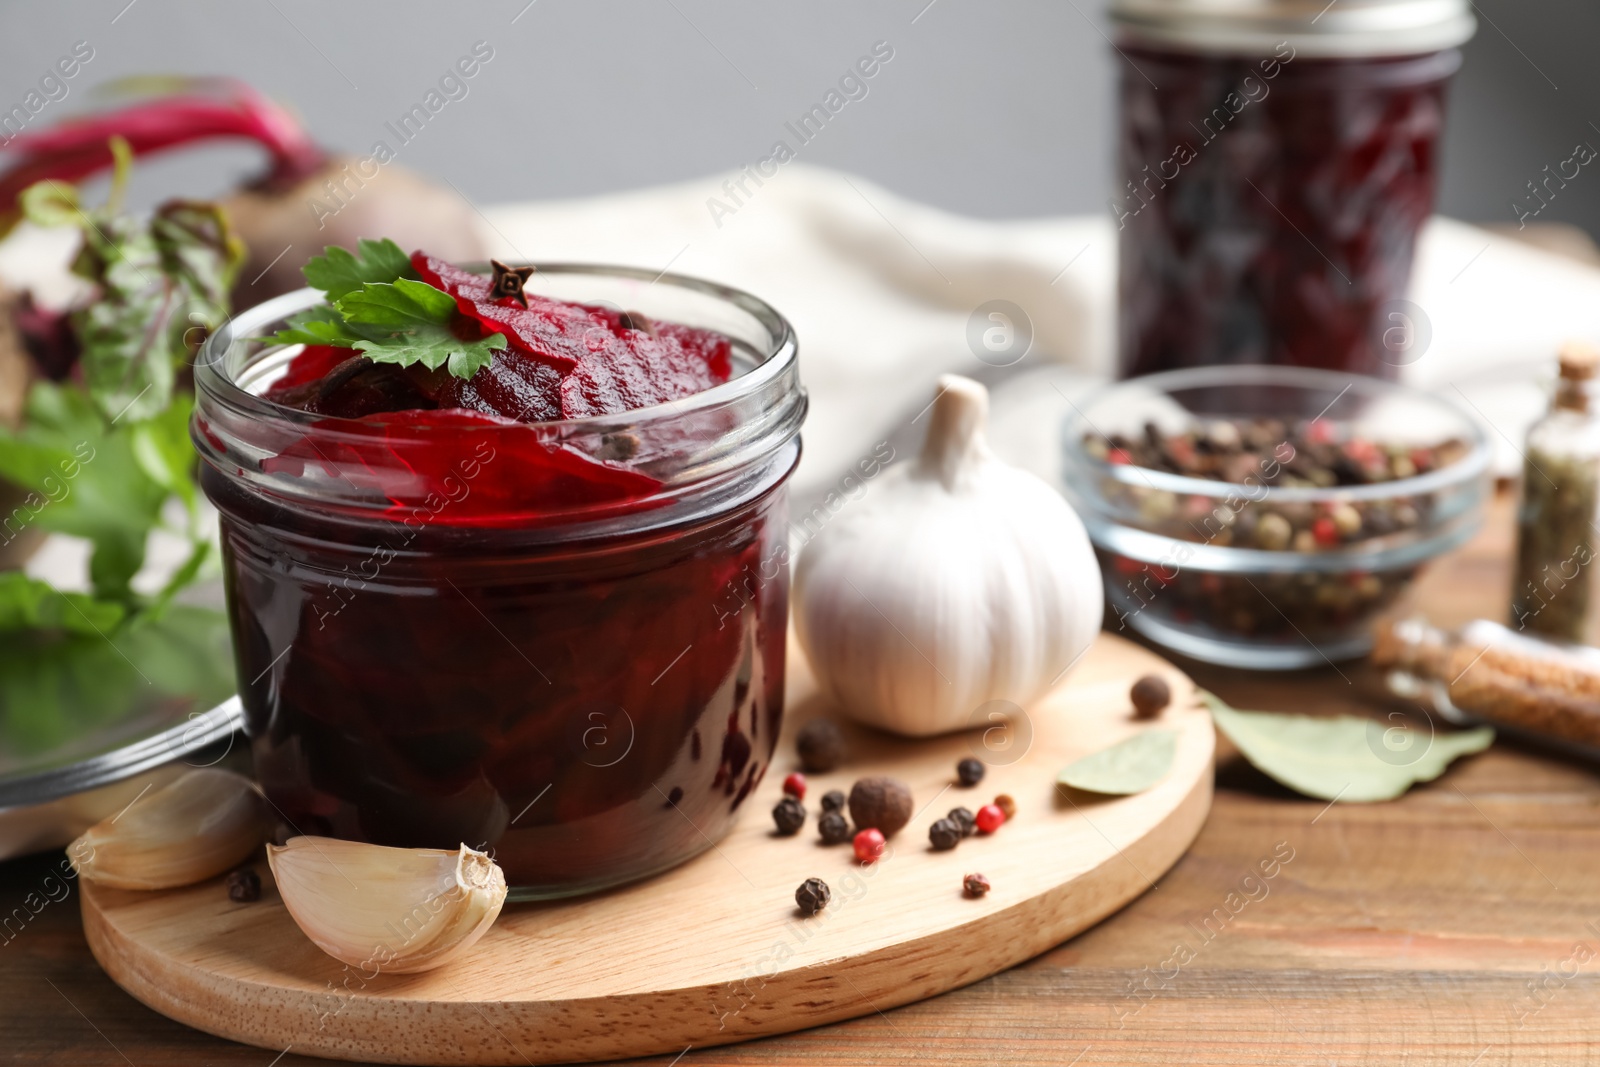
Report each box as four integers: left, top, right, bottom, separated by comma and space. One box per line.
853, 828, 886, 863
782, 772, 806, 800
975, 803, 1006, 834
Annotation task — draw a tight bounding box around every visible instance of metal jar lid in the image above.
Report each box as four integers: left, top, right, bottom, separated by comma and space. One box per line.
1108, 0, 1476, 57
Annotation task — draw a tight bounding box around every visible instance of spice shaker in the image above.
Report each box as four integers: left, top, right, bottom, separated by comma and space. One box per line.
1109, 0, 1475, 379
1511, 343, 1600, 643
1373, 616, 1600, 755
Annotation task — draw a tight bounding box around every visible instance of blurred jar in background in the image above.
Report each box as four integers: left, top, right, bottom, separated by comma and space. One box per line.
1110, 0, 1475, 379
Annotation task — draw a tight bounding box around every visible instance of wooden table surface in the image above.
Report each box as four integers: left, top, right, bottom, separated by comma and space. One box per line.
7, 489, 1597, 1067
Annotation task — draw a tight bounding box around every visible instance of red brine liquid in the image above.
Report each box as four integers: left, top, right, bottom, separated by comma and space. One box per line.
199, 259, 797, 896
1116, 47, 1460, 379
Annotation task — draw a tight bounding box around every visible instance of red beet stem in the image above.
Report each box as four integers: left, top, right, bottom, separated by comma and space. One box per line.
0, 78, 326, 212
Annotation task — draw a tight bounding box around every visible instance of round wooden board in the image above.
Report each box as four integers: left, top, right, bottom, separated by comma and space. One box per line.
81, 632, 1213, 1065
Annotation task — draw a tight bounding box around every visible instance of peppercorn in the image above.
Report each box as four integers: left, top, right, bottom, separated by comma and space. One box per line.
948, 806, 977, 837
772, 796, 806, 836
975, 803, 1005, 834
1130, 674, 1171, 719
963, 872, 991, 898
848, 776, 914, 836
226, 867, 261, 903
853, 828, 886, 864
818, 811, 852, 845
820, 789, 846, 814
993, 794, 1017, 821
782, 772, 807, 800
956, 757, 985, 787
795, 877, 831, 916
929, 818, 961, 851
796, 719, 845, 773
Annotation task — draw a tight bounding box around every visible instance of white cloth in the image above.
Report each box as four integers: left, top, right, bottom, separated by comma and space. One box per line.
479, 164, 1600, 492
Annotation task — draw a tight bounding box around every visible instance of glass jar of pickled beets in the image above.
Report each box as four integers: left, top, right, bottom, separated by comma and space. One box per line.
1110, 0, 1476, 379
193, 266, 804, 899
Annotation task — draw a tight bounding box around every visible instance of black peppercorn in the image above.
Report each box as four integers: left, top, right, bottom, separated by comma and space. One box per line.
948, 806, 977, 838
929, 818, 961, 851
956, 757, 985, 787
227, 867, 261, 903
963, 872, 991, 898
795, 877, 831, 915
772, 796, 806, 836
818, 811, 851, 845
1131, 674, 1172, 719
796, 719, 846, 773
820, 789, 846, 814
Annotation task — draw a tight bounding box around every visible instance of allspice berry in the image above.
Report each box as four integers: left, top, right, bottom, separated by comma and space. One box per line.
848, 776, 914, 836
795, 877, 831, 916
1130, 674, 1171, 720
796, 719, 845, 773
772, 796, 806, 836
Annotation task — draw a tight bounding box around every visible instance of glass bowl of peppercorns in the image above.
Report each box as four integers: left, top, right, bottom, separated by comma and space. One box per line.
1061, 366, 1491, 669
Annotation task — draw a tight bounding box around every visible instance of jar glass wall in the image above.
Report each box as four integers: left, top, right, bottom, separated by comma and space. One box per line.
193, 267, 805, 899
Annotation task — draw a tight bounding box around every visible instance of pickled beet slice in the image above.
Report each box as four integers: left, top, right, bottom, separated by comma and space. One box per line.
412, 252, 594, 371
268, 343, 358, 392
584, 304, 735, 383
265, 351, 437, 418
559, 330, 726, 418
426, 351, 564, 423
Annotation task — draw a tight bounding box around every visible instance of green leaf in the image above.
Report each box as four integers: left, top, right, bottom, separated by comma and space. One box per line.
0, 381, 170, 600
0, 571, 126, 635
1057, 730, 1178, 796
129, 392, 198, 513
301, 238, 417, 300
337, 279, 505, 379
1201, 692, 1495, 803
18, 179, 82, 229
338, 278, 459, 328
266, 305, 371, 348
0, 605, 233, 757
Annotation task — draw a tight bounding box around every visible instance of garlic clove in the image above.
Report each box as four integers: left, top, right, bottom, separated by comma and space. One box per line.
69, 769, 268, 890
268, 837, 507, 974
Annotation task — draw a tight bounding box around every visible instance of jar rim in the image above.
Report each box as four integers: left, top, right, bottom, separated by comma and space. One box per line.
195, 262, 799, 437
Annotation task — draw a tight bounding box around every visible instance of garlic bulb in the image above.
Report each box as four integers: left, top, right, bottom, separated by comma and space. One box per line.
269, 837, 507, 974
794, 374, 1103, 736
69, 769, 267, 890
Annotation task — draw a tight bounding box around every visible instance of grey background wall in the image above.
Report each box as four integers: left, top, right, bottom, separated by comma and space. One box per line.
2, 0, 1596, 237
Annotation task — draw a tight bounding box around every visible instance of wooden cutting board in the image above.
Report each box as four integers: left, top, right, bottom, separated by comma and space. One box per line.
80, 632, 1213, 1065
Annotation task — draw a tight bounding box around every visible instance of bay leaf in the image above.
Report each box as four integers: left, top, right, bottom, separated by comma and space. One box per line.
1201, 692, 1494, 803
1056, 729, 1178, 795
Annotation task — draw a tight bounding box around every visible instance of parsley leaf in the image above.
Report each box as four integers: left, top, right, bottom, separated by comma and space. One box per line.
302, 238, 417, 300
337, 279, 506, 380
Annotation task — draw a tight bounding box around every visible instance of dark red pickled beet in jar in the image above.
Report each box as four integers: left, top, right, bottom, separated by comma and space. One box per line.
193, 265, 805, 899
1109, 0, 1475, 379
